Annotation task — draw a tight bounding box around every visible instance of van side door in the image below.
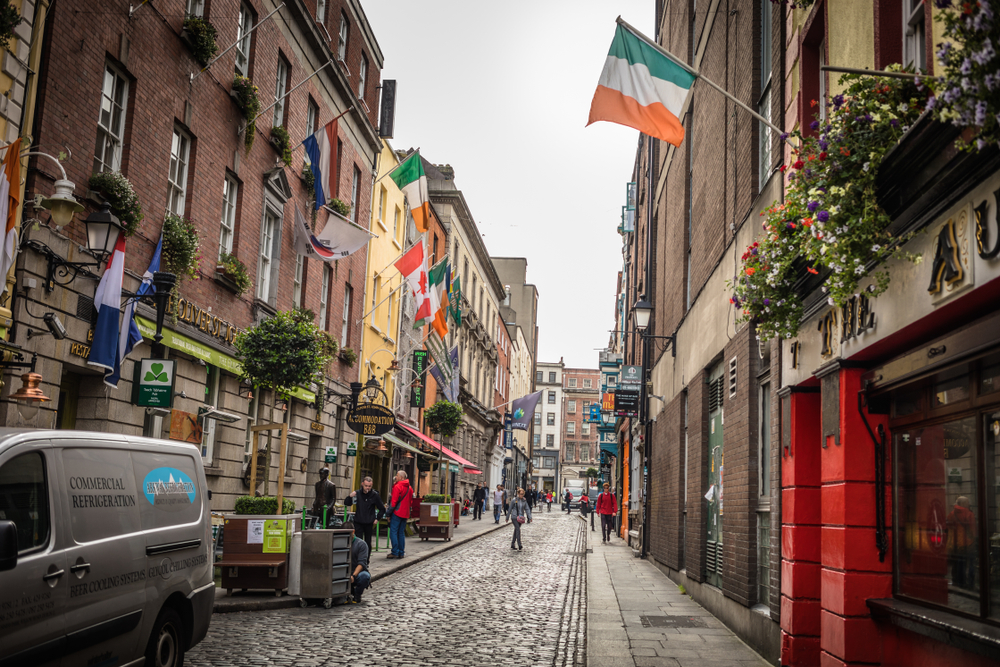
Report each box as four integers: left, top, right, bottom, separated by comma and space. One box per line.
58, 443, 146, 663
0, 446, 67, 667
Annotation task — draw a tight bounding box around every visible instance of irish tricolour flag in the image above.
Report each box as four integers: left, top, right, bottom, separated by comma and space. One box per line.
390, 151, 431, 233
588, 22, 696, 147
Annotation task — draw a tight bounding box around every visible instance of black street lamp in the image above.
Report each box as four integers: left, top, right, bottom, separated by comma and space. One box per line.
24, 202, 125, 292
150, 272, 177, 358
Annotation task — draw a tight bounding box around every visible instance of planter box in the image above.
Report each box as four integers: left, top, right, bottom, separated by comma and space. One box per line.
417, 503, 454, 541
216, 514, 300, 596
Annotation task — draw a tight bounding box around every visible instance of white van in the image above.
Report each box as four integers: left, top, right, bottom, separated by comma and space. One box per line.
0, 429, 214, 667
563, 479, 586, 509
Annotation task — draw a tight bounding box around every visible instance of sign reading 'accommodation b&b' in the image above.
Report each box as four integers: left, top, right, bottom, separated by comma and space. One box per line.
132, 359, 176, 408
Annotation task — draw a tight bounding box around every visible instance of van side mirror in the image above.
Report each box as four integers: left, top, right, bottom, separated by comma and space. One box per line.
0, 520, 17, 571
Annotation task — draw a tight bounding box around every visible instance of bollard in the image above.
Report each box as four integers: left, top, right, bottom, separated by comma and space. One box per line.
374, 521, 379, 552
301, 505, 307, 531
322, 506, 327, 530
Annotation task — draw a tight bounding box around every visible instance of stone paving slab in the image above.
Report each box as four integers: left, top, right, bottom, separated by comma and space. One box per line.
585, 517, 771, 667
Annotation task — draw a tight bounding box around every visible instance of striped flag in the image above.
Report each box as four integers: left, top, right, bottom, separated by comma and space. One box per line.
303, 119, 339, 210
389, 151, 430, 233
394, 241, 430, 323
588, 23, 696, 147
106, 234, 161, 388
88, 234, 127, 386
425, 259, 449, 338
0, 138, 21, 295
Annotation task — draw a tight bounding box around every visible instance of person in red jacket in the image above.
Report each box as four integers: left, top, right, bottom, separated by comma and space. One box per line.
387, 471, 413, 559
596, 482, 618, 543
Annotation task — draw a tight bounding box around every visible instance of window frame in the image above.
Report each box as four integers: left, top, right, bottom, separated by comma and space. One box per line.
167, 127, 192, 217
358, 53, 368, 101
94, 62, 129, 174
341, 283, 353, 347
219, 173, 239, 257
337, 12, 349, 62
273, 56, 289, 128
292, 255, 304, 309
201, 365, 222, 464
235, 3, 254, 77
256, 205, 281, 305
320, 263, 331, 328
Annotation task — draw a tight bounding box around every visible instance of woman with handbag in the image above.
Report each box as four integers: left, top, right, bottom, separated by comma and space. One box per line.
506, 487, 532, 551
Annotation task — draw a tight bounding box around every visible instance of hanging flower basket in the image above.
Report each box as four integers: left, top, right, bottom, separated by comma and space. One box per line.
232, 75, 261, 153
88, 171, 143, 237
270, 125, 292, 167
216, 251, 252, 297
161, 213, 202, 282
328, 198, 351, 218
181, 16, 219, 67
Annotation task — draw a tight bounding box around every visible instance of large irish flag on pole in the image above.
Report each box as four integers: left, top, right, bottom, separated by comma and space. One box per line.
390, 150, 431, 233
588, 21, 696, 147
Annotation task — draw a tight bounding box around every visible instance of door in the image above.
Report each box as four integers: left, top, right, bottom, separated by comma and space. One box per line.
706, 370, 725, 588
0, 447, 67, 667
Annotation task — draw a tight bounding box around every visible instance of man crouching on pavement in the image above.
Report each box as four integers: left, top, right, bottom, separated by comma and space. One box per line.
342, 521, 371, 603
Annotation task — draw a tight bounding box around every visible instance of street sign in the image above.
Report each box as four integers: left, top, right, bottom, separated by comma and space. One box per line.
346, 440, 358, 457
614, 389, 640, 417
620, 365, 643, 387
131, 359, 176, 408
324, 446, 337, 463
346, 403, 395, 436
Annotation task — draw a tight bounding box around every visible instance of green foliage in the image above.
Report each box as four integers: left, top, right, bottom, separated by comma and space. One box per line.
182, 16, 218, 67
339, 346, 357, 367
585, 467, 599, 479
234, 310, 332, 394
89, 171, 143, 237
270, 125, 292, 167
677, 584, 686, 595
328, 198, 351, 218
232, 75, 261, 153
729, 70, 929, 340
217, 251, 252, 297
301, 163, 318, 228
162, 213, 202, 282
234, 495, 296, 515
422, 494, 450, 503
424, 401, 463, 438
928, 0, 1000, 152
0, 1, 21, 52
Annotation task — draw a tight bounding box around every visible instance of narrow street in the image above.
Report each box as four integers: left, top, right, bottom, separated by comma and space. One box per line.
188, 512, 587, 667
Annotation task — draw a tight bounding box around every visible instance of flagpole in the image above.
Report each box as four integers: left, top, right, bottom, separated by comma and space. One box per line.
355, 280, 404, 325
293, 105, 355, 152
374, 236, 425, 280
616, 16, 797, 147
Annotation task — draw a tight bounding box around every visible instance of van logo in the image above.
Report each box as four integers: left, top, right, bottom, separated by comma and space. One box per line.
142, 468, 196, 506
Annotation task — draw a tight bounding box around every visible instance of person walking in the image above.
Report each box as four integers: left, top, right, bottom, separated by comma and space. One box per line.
387, 471, 413, 559
344, 476, 386, 553
342, 521, 371, 603
546, 490, 553, 512
473, 483, 486, 521
564, 490, 572, 514
506, 487, 532, 551
596, 482, 618, 543
493, 485, 505, 524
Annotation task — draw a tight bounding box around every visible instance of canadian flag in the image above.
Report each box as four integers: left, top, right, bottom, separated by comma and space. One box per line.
394, 241, 430, 323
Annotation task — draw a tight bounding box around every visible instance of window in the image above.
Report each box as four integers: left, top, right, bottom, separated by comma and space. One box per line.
566, 422, 576, 435
393, 206, 402, 244
371, 275, 380, 313
536, 371, 543, 383
568, 400, 576, 413
351, 166, 361, 221
546, 434, 554, 446
686, 111, 693, 310
547, 413, 555, 426
534, 411, 541, 426
316, 0, 326, 23
758, 380, 772, 606
549, 372, 556, 383
219, 174, 238, 256
582, 423, 590, 436
386, 293, 394, 336
583, 379, 592, 389
548, 391, 556, 404
304, 100, 318, 163
759, 382, 771, 499
256, 208, 280, 304
320, 264, 331, 327
532, 456, 541, 468
888, 353, 1000, 622
186, 0, 204, 16
580, 443, 589, 461
358, 54, 368, 100
94, 63, 129, 174
293, 255, 304, 309
544, 457, 555, 468
0, 452, 49, 554
341, 284, 352, 347
235, 3, 254, 77
201, 366, 221, 462
568, 378, 577, 388
273, 57, 288, 127
903, 0, 926, 71
566, 443, 576, 461
533, 433, 541, 446
758, 0, 773, 191
167, 127, 191, 216
337, 12, 349, 61
377, 186, 386, 228
583, 401, 590, 411
606, 375, 617, 388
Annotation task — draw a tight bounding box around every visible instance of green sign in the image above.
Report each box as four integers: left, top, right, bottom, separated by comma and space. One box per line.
262, 519, 288, 553
131, 359, 176, 407
346, 440, 358, 457
437, 504, 451, 524
449, 464, 459, 473
324, 446, 337, 463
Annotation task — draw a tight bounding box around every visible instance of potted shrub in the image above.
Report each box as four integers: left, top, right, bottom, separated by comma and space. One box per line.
181, 15, 218, 67
232, 75, 261, 153
161, 213, 202, 282
88, 171, 143, 237
270, 125, 292, 167
338, 346, 357, 367
328, 197, 351, 218
234, 496, 296, 515
216, 251, 252, 297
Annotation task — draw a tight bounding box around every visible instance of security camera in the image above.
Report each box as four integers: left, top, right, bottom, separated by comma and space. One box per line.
44, 313, 66, 340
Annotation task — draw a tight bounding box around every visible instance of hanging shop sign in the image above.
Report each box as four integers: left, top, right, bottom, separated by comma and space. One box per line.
410, 350, 428, 408
588, 403, 602, 423
602, 392, 615, 412
169, 408, 203, 444
614, 389, 640, 417
347, 403, 395, 436
619, 365, 642, 387
626, 182, 637, 210
132, 359, 176, 408
324, 446, 337, 463
346, 440, 358, 457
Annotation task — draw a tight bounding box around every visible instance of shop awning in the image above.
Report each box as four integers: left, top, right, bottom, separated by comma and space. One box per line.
383, 432, 431, 458
600, 442, 618, 458
397, 423, 482, 474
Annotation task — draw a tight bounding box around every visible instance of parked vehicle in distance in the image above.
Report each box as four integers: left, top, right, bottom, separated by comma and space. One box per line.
563, 479, 586, 510
0, 429, 214, 667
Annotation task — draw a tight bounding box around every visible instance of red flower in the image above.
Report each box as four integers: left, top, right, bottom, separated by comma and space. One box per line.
807, 267, 819, 275
780, 165, 787, 173
819, 152, 827, 161
746, 268, 756, 276
810, 99, 819, 107
839, 147, 851, 156
793, 160, 805, 170
803, 218, 813, 227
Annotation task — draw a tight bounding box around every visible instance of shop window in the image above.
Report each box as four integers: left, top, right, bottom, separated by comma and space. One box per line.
94, 62, 129, 174
0, 452, 50, 554
201, 365, 221, 464
981, 352, 1000, 395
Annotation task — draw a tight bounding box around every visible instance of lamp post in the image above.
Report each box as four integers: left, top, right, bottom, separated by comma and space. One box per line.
150, 272, 177, 358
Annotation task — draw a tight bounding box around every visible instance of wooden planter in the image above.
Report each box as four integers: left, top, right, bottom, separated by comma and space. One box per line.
417, 503, 454, 541
216, 514, 300, 596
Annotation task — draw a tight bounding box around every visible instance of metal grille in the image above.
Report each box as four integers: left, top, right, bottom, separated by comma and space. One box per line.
706, 539, 720, 575
76, 295, 95, 323
729, 357, 738, 397
708, 377, 724, 412
757, 513, 771, 606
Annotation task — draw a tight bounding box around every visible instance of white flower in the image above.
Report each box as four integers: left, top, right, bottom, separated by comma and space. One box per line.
872, 244, 881, 252
827, 297, 836, 306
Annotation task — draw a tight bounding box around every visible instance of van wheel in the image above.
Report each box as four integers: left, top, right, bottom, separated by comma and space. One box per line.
145, 607, 185, 667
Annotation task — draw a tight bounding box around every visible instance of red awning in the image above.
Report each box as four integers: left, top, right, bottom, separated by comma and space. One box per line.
398, 423, 482, 474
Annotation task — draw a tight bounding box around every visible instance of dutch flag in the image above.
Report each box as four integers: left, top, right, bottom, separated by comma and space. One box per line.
303, 119, 339, 210
106, 234, 162, 388
87, 234, 127, 387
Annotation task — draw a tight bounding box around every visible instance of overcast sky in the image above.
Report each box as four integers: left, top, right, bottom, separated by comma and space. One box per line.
362, 1, 654, 370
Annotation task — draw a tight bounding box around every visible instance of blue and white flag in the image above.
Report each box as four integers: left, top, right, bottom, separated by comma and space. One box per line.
107, 235, 162, 388
88, 234, 127, 387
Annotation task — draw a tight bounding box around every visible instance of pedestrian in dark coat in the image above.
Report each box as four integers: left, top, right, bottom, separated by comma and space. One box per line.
344, 476, 386, 553
473, 483, 486, 520
506, 488, 532, 551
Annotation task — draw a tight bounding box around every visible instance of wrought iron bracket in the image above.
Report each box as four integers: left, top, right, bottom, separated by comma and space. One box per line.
0, 348, 38, 373
858, 379, 888, 563
23, 239, 102, 292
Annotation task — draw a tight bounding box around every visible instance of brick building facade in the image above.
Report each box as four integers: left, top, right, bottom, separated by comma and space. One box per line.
561, 368, 600, 480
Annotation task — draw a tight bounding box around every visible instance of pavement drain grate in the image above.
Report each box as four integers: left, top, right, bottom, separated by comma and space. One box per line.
639, 615, 708, 628
564, 551, 588, 556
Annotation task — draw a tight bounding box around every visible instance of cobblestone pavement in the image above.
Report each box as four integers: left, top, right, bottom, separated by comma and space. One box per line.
189, 510, 587, 667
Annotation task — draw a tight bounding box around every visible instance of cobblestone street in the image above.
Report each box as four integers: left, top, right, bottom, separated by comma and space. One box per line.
188, 511, 587, 667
